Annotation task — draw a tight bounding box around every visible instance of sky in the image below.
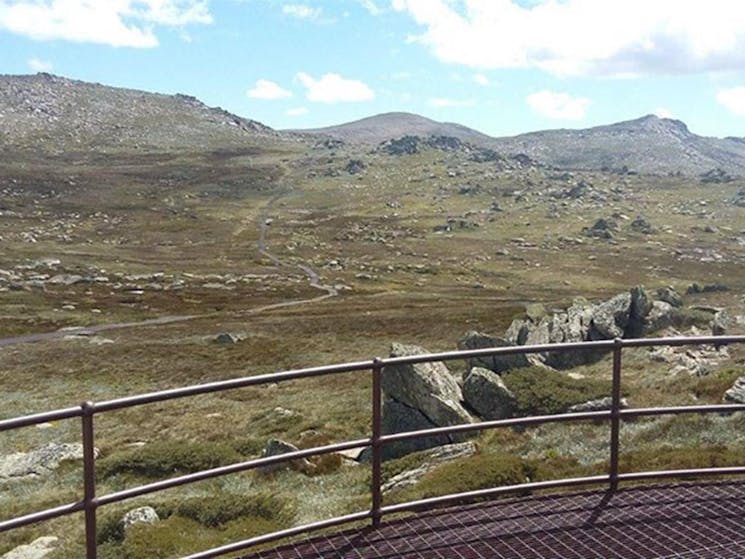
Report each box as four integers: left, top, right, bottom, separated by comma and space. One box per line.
2, 0, 745, 138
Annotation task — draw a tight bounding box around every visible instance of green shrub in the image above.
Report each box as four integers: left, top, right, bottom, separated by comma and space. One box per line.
618, 445, 745, 473
503, 367, 612, 416
165, 492, 294, 528
393, 454, 528, 503
97, 493, 295, 559
98, 441, 241, 479
670, 308, 714, 329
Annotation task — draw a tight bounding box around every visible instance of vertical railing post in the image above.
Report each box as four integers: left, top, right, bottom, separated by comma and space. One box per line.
609, 339, 623, 492
81, 401, 97, 559
370, 357, 384, 529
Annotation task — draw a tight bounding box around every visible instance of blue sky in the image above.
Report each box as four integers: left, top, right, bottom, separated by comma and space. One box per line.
2, 0, 745, 138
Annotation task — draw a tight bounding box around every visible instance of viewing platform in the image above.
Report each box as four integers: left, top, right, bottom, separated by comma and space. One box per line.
247, 480, 745, 559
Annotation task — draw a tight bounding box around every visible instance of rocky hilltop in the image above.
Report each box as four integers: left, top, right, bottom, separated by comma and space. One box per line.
0, 73, 277, 153
490, 115, 745, 176
290, 111, 493, 145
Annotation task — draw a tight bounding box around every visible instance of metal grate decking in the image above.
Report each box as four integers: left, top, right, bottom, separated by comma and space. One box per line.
245, 480, 745, 559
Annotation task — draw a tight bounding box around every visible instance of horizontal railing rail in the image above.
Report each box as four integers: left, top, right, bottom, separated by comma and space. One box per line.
1, 334, 744, 559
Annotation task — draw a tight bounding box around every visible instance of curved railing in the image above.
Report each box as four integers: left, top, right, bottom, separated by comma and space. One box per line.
2, 335, 745, 558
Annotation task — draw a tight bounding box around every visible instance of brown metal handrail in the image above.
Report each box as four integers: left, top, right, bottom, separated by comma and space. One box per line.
1, 335, 745, 559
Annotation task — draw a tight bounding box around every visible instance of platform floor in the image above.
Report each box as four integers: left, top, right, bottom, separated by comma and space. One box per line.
243, 480, 745, 559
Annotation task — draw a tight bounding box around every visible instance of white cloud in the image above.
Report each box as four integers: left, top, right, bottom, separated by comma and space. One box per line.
247, 79, 292, 100
653, 107, 674, 119
0, 0, 211, 48
28, 57, 52, 72
358, 0, 382, 15
282, 4, 321, 20
717, 87, 745, 116
473, 73, 489, 86
428, 97, 475, 108
392, 0, 745, 77
296, 72, 375, 103
526, 90, 589, 120
286, 107, 309, 116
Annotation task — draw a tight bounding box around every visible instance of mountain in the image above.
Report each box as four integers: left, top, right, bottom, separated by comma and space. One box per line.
0, 73, 276, 153
490, 115, 745, 176
289, 112, 493, 145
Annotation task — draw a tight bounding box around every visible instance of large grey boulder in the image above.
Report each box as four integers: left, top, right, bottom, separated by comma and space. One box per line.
462, 367, 517, 420
457, 331, 531, 374
589, 293, 632, 340
1, 537, 58, 559
379, 399, 451, 461
642, 301, 675, 334
656, 286, 682, 308
383, 343, 472, 432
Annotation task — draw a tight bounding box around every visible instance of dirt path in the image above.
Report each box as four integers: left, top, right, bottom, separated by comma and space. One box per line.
0, 191, 337, 348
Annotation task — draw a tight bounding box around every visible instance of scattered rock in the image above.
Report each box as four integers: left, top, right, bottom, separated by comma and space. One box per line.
1, 537, 58, 559
568, 397, 628, 413
583, 218, 616, 239
648, 330, 729, 375
259, 439, 315, 475
214, 332, 240, 344
345, 159, 365, 175
462, 367, 517, 420
630, 216, 656, 234
724, 376, 745, 403
120, 506, 159, 533
711, 310, 733, 336
0, 443, 97, 481
381, 441, 477, 494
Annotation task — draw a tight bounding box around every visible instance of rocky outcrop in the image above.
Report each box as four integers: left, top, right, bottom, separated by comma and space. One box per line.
476, 286, 671, 372
380, 343, 473, 459
1, 537, 58, 559
462, 367, 517, 420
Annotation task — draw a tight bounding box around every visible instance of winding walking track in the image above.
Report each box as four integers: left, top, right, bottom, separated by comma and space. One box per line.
0, 190, 337, 348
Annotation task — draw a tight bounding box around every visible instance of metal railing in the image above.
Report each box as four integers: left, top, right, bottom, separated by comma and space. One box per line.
1, 334, 745, 558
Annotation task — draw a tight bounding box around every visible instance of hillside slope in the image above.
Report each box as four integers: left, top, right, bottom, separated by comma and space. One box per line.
0, 73, 277, 153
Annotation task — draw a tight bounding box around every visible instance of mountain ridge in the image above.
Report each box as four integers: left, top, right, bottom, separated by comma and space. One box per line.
296, 111, 745, 176
2, 73, 744, 175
